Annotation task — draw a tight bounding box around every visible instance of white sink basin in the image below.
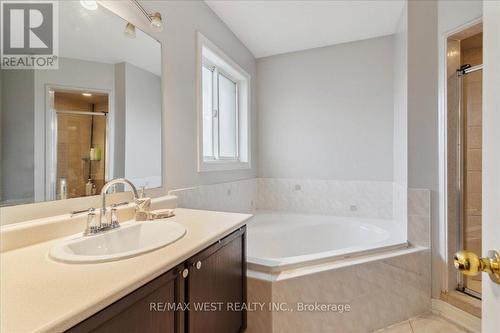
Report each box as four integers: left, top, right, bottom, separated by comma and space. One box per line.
49, 220, 186, 264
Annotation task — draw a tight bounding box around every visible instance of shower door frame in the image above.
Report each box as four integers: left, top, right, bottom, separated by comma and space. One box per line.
45, 85, 114, 201
456, 64, 483, 299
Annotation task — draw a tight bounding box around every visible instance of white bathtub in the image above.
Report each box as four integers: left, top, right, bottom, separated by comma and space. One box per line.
247, 211, 406, 272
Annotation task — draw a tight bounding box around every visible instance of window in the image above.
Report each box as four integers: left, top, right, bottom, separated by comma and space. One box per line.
197, 33, 250, 172
202, 62, 238, 160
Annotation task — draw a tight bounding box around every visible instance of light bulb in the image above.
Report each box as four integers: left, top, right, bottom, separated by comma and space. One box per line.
80, 0, 98, 11
150, 12, 163, 32
124, 22, 136, 38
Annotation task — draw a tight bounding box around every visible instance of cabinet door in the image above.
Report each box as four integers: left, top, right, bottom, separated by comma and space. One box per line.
67, 264, 186, 333
186, 227, 246, 333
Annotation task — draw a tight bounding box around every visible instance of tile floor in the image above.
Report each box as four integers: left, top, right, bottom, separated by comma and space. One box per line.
374, 313, 471, 333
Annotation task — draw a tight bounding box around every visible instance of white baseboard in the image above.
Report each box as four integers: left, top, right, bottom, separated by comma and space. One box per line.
431, 299, 481, 333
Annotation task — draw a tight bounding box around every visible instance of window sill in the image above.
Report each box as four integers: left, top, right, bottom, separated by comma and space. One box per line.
198, 160, 250, 172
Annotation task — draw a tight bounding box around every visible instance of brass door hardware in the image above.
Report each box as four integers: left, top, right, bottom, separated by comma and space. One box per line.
454, 250, 500, 284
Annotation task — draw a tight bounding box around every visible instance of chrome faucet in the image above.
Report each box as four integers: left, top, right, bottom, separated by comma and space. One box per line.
100, 178, 139, 228
70, 178, 172, 236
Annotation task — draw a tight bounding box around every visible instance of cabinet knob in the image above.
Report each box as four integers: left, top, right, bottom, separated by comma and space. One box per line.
195, 260, 202, 270
181, 268, 189, 278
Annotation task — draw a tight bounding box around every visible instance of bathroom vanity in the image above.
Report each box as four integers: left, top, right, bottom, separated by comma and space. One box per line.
68, 227, 246, 333
0, 206, 251, 333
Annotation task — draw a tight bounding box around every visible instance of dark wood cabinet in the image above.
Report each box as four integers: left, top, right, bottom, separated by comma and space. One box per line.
67, 226, 246, 333
186, 227, 246, 333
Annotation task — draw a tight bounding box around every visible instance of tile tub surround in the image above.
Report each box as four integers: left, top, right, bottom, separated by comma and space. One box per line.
171, 178, 397, 219
408, 189, 431, 247
257, 178, 395, 219
168, 178, 257, 213
246, 248, 431, 333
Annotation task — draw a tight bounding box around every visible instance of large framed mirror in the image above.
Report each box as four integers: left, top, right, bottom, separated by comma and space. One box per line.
0, 1, 162, 207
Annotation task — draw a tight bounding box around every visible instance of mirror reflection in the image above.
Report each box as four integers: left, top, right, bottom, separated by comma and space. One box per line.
0, 1, 162, 206
50, 90, 109, 199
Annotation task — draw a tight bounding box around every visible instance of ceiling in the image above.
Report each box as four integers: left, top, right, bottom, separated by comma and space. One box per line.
59, 1, 161, 75
205, 0, 405, 58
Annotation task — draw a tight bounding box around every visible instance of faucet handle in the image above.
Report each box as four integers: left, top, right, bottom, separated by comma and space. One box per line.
83, 208, 99, 236
109, 206, 120, 229
109, 202, 129, 229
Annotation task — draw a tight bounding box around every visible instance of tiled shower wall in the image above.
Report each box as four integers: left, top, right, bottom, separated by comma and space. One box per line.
169, 178, 395, 219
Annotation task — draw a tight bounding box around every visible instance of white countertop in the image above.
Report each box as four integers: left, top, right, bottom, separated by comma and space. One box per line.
0, 208, 252, 333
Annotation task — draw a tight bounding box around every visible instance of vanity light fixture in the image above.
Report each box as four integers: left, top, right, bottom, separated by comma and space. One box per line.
80, 0, 98, 11
131, 0, 163, 32
124, 22, 136, 38
82, 93, 92, 97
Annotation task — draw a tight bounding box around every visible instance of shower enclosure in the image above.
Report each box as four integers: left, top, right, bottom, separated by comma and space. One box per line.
447, 29, 483, 301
